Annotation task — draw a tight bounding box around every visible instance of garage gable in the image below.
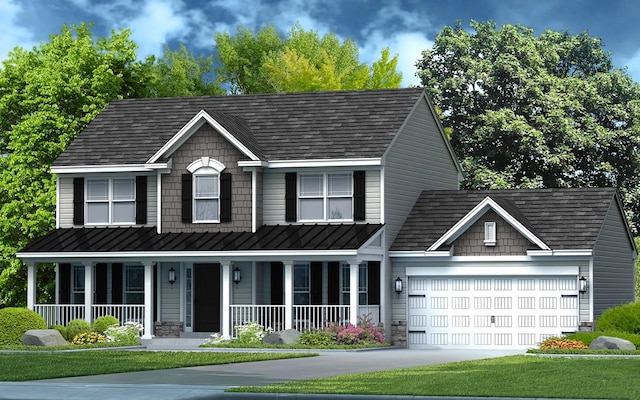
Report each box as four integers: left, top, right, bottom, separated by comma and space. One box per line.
428, 196, 549, 252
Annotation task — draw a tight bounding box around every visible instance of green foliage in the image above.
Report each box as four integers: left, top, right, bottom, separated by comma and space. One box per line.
0, 307, 46, 345
565, 331, 640, 347
50, 324, 68, 341
596, 302, 640, 333
66, 319, 92, 341
103, 321, 143, 345
233, 321, 272, 345
635, 238, 640, 300
0, 23, 153, 306
214, 23, 402, 94
147, 44, 222, 97
297, 330, 334, 347
417, 20, 640, 233
92, 315, 119, 334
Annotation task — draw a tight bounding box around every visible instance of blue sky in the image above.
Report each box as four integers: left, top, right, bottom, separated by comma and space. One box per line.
2, 0, 640, 87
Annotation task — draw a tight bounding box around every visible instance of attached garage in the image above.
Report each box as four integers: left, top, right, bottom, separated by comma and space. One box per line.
407, 275, 579, 349
389, 188, 636, 349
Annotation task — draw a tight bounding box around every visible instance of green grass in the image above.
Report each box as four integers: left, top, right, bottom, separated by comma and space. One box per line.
232, 355, 640, 399
0, 351, 316, 381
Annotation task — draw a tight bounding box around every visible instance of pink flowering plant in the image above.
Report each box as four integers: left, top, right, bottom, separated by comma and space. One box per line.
302, 314, 385, 346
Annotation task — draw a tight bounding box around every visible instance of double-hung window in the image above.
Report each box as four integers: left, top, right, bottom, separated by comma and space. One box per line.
124, 265, 144, 304
86, 178, 135, 224
193, 169, 219, 222
341, 262, 368, 305
299, 173, 352, 221
293, 263, 311, 305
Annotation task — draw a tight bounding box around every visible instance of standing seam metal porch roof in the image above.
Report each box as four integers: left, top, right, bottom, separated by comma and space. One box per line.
53, 88, 426, 166
19, 224, 383, 254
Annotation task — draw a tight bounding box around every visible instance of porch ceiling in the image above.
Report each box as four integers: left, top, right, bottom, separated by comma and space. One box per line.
19, 224, 383, 255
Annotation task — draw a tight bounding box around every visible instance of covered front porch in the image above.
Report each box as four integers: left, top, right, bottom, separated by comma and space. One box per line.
18, 224, 386, 340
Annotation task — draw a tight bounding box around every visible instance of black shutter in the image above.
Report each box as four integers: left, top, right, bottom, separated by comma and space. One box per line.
95, 263, 108, 304
311, 262, 323, 305
181, 173, 192, 223
220, 172, 232, 222
73, 178, 84, 225
112, 264, 123, 304
285, 172, 297, 222
327, 261, 340, 305
135, 176, 147, 225
367, 261, 380, 305
354, 171, 366, 221
58, 264, 71, 304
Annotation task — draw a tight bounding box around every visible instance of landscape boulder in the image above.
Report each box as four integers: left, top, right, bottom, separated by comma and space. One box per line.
588, 336, 636, 350
22, 329, 68, 347
262, 329, 301, 345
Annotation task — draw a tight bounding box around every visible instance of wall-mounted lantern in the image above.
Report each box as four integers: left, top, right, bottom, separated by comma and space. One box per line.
168, 267, 176, 285
579, 276, 587, 294
395, 276, 403, 297
233, 266, 242, 286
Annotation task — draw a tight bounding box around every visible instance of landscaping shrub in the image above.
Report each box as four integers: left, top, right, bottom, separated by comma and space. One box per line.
297, 329, 334, 347
324, 314, 385, 345
104, 321, 143, 345
72, 331, 107, 345
0, 307, 47, 345
51, 324, 68, 341
540, 337, 588, 350
596, 302, 640, 333
93, 315, 119, 334
565, 331, 640, 347
234, 321, 272, 345
66, 319, 92, 341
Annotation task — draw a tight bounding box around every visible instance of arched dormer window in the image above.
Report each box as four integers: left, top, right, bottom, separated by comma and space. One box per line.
182, 157, 232, 223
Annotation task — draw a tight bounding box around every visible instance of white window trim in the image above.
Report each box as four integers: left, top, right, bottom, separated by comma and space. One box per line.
484, 221, 497, 246
192, 168, 220, 223
298, 172, 353, 222
293, 262, 311, 305
85, 177, 136, 225
124, 264, 145, 305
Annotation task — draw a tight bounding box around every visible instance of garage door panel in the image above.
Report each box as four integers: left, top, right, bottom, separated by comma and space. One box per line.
408, 276, 579, 349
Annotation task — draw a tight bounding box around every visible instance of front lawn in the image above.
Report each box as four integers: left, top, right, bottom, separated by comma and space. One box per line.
232, 355, 640, 399
0, 351, 316, 381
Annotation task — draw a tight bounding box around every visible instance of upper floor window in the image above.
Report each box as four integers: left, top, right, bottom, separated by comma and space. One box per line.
193, 170, 220, 222
299, 173, 352, 221
86, 178, 135, 224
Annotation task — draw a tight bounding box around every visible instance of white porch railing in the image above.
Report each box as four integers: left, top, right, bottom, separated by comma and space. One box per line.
230, 305, 380, 337
34, 304, 144, 327
34, 305, 85, 327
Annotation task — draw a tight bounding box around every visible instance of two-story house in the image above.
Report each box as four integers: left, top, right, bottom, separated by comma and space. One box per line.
18, 88, 636, 349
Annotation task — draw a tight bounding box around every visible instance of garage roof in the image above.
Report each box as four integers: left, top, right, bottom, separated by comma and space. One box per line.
391, 187, 623, 251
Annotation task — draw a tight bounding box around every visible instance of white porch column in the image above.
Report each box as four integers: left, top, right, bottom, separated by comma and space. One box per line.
142, 262, 154, 339
83, 263, 94, 324
221, 261, 231, 338
283, 261, 293, 329
349, 262, 359, 325
26, 262, 37, 310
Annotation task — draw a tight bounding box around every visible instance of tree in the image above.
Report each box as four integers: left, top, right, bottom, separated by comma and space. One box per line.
214, 23, 402, 94
147, 44, 223, 97
417, 21, 640, 231
0, 23, 153, 306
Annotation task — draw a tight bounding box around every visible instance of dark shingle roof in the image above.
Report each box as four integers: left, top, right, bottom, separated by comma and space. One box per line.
391, 188, 620, 251
20, 224, 383, 254
54, 88, 425, 166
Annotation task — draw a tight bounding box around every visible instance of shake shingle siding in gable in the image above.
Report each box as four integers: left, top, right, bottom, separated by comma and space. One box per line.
53, 88, 425, 167
593, 201, 636, 317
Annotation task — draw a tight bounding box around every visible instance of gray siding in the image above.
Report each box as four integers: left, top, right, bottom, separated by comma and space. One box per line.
160, 262, 181, 321
592, 202, 636, 319
262, 169, 381, 225
383, 96, 459, 249
58, 174, 157, 228
232, 262, 253, 305
161, 124, 253, 232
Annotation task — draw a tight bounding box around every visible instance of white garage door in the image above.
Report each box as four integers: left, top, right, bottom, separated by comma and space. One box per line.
408, 276, 579, 349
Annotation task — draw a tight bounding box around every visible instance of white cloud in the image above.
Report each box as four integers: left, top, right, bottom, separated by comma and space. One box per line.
0, 0, 36, 61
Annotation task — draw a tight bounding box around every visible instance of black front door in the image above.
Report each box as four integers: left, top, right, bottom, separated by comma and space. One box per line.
193, 263, 220, 332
